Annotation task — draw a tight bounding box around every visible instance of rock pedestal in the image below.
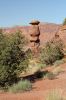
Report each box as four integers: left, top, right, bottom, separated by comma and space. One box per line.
29, 20, 40, 55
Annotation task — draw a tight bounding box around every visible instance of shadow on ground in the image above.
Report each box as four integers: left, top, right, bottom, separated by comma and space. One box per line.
20, 70, 49, 83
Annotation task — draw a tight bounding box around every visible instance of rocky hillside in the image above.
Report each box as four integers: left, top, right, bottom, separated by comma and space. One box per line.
3, 23, 60, 46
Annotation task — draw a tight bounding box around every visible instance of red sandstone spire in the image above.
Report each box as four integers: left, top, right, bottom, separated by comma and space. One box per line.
29, 20, 40, 54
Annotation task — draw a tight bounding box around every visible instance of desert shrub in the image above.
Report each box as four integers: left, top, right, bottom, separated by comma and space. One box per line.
0, 31, 29, 87
8, 80, 32, 93
40, 40, 64, 65
34, 70, 49, 79
37, 61, 47, 69
26, 48, 33, 59
63, 18, 66, 25
46, 72, 56, 80
53, 60, 65, 67
34, 70, 44, 79
52, 67, 64, 75
46, 89, 64, 100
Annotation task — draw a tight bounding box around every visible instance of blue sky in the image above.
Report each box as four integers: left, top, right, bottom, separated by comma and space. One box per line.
0, 0, 66, 27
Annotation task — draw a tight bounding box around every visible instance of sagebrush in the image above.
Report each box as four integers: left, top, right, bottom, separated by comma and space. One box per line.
0, 30, 29, 87
40, 39, 64, 65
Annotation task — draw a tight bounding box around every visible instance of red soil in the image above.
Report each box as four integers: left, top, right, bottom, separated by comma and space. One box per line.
1, 63, 66, 100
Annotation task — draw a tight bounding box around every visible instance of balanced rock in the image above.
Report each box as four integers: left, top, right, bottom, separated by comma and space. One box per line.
29, 20, 40, 54
29, 20, 40, 25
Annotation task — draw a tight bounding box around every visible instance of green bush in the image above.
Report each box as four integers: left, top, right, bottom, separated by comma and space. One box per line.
46, 72, 56, 80
63, 18, 66, 25
40, 40, 64, 65
0, 31, 29, 87
8, 80, 32, 93
53, 60, 65, 67
25, 48, 33, 59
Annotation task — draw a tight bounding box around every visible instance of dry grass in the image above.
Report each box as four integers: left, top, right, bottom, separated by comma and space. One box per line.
8, 80, 32, 93
20, 59, 41, 77
52, 66, 64, 75
53, 58, 66, 67
46, 89, 65, 100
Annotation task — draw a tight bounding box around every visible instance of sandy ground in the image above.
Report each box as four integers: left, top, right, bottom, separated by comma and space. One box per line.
0, 63, 66, 100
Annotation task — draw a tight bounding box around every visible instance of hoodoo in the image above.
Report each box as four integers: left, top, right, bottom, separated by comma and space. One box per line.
29, 20, 40, 54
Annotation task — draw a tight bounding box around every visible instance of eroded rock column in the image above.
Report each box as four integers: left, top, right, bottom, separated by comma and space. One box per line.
29, 20, 40, 55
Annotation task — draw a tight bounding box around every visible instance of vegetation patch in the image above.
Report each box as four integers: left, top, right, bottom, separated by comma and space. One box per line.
46, 72, 56, 80
46, 89, 64, 100
52, 66, 64, 75
40, 39, 64, 65
53, 59, 65, 67
0, 30, 29, 87
63, 18, 66, 25
8, 80, 32, 93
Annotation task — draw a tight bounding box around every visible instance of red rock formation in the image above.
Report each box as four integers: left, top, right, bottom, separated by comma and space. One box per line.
2, 23, 60, 47
29, 20, 40, 54
58, 25, 66, 47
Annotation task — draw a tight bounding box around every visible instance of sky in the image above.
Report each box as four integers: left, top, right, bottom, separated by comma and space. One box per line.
0, 0, 66, 27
